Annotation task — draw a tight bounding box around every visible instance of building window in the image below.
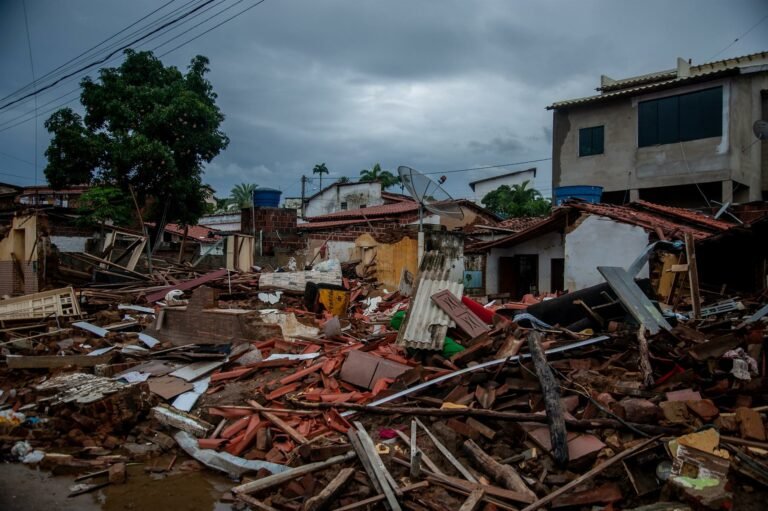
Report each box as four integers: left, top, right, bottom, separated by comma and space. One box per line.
638, 86, 722, 147
579, 125, 604, 156
340, 201, 347, 210
360, 204, 366, 208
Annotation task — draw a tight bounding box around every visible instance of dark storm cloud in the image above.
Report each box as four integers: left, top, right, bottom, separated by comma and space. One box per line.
0, 0, 766, 200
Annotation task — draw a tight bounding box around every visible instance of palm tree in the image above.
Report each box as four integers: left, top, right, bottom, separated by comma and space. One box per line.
509, 180, 542, 205
313, 163, 329, 189
360, 163, 399, 189
230, 183, 257, 209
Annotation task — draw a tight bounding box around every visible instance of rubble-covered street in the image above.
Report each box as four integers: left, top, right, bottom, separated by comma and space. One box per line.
2, 214, 768, 510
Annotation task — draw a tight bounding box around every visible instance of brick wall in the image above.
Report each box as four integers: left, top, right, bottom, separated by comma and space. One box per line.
240, 207, 302, 255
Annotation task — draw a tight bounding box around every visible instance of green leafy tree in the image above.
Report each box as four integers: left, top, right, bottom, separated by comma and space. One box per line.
77, 186, 133, 233
336, 176, 350, 184
359, 163, 399, 189
44, 49, 229, 237
481, 180, 551, 218
230, 183, 256, 209
312, 162, 329, 189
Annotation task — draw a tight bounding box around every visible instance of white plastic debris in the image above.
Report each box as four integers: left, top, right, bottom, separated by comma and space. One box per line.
173, 430, 288, 478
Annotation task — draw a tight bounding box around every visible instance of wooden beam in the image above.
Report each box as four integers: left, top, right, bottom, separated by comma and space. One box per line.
331, 481, 428, 511
463, 439, 536, 500
685, 232, 701, 319
415, 418, 477, 483
458, 489, 485, 511
247, 400, 309, 445
520, 436, 660, 511
303, 467, 354, 511
526, 331, 568, 467
231, 451, 356, 495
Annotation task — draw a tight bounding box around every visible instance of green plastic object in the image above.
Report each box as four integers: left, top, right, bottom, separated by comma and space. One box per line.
442, 336, 465, 357
390, 310, 406, 331
390, 311, 465, 357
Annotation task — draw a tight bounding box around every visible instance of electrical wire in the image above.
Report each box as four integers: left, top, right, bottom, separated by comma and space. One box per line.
0, 0, 182, 104
709, 12, 768, 61
0, 0, 216, 112
21, 0, 38, 184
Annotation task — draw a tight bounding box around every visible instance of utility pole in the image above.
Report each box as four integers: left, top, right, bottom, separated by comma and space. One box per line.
300, 175, 307, 219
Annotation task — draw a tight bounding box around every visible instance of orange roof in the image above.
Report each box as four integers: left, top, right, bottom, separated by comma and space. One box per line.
306, 201, 420, 221
164, 223, 222, 243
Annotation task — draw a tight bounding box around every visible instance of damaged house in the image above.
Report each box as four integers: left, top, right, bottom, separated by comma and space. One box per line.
469, 199, 768, 299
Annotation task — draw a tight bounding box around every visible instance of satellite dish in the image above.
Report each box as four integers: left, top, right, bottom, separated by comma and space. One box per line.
754, 120, 768, 140
398, 166, 464, 232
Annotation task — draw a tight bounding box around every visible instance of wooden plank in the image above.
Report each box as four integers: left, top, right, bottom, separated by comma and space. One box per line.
353, 422, 402, 510
347, 429, 386, 498
394, 429, 444, 476
527, 331, 568, 467
248, 400, 309, 445
303, 467, 355, 511
237, 494, 280, 511
685, 232, 701, 319
410, 419, 421, 478
331, 481, 428, 511
430, 289, 489, 338
458, 489, 485, 511
415, 418, 477, 482
520, 436, 660, 511
463, 439, 535, 499
232, 451, 356, 495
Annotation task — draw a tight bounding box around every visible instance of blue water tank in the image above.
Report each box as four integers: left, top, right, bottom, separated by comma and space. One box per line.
251, 188, 282, 208
553, 185, 603, 205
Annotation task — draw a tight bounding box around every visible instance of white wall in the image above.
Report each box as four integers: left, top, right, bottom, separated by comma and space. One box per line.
485, 230, 564, 295
305, 182, 383, 217
472, 169, 537, 203
564, 215, 649, 291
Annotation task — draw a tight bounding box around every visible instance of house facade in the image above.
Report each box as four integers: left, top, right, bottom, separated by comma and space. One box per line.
549, 51, 768, 207
303, 181, 384, 218
471, 200, 753, 300
469, 168, 537, 203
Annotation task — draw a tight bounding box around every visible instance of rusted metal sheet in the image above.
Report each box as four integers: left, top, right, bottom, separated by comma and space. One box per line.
396, 234, 465, 351
431, 289, 489, 338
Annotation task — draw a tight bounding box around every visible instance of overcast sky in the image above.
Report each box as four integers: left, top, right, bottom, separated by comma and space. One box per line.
0, 0, 766, 202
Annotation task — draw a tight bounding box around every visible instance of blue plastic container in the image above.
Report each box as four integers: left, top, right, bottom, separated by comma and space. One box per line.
553, 185, 603, 205
252, 188, 282, 208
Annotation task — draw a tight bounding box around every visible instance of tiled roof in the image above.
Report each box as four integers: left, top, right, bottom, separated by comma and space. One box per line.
550, 50, 768, 109
298, 218, 391, 230
548, 67, 738, 109
498, 216, 549, 231
165, 223, 222, 243
470, 200, 739, 252
567, 200, 733, 240
306, 201, 420, 221
381, 191, 415, 203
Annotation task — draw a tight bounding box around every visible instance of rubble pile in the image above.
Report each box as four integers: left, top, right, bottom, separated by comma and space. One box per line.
1, 256, 768, 510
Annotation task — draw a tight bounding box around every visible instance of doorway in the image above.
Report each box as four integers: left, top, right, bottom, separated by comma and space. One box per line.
499, 254, 539, 299
550, 258, 565, 293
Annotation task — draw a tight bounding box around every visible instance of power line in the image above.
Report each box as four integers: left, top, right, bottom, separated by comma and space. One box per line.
0, 0, 269, 132
709, 12, 768, 61
0, 0, 183, 105
159, 0, 269, 57
21, 0, 38, 185
0, 0, 215, 112
0, 150, 34, 166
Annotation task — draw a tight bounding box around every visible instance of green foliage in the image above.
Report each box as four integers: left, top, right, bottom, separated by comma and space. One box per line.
336, 176, 350, 184
44, 50, 229, 227
359, 163, 399, 189
312, 162, 329, 189
230, 183, 256, 209
77, 186, 133, 227
481, 180, 551, 218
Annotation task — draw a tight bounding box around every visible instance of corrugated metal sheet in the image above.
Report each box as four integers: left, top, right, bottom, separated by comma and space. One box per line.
396, 234, 464, 351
